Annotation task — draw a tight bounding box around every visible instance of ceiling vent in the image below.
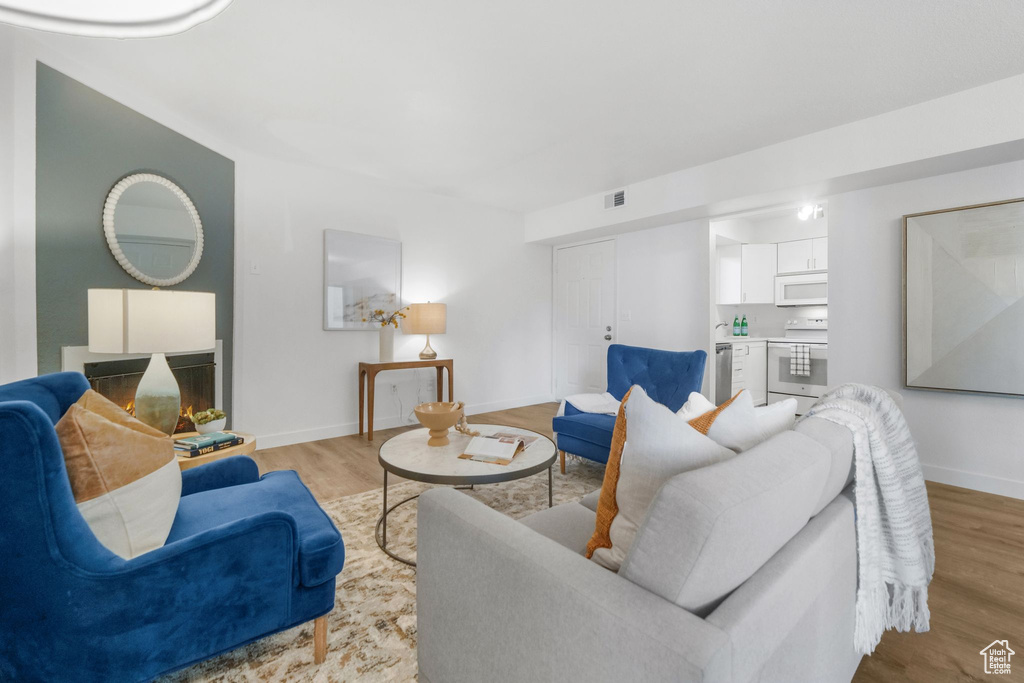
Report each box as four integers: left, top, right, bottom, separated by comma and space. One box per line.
604, 189, 627, 210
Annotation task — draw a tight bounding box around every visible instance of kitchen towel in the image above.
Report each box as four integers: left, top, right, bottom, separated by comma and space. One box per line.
790, 344, 811, 377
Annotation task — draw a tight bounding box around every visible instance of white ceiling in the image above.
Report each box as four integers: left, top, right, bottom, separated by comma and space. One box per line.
22, 0, 1024, 212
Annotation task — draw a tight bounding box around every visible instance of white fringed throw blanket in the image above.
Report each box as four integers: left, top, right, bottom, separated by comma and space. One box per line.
801, 384, 934, 655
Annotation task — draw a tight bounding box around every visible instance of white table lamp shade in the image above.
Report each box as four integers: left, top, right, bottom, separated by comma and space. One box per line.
403, 303, 446, 335
88, 289, 216, 354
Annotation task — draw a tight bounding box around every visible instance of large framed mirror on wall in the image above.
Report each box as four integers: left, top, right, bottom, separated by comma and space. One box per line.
103, 173, 204, 286
904, 197, 1024, 397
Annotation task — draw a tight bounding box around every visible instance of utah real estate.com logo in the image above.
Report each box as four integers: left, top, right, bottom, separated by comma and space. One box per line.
980, 640, 1014, 675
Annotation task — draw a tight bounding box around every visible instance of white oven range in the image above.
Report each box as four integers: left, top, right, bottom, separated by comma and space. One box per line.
767, 318, 827, 415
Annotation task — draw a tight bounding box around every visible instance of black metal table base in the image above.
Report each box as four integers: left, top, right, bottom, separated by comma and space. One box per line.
374, 466, 554, 567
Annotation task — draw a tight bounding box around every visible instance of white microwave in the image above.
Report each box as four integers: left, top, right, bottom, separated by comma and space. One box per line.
775, 272, 828, 306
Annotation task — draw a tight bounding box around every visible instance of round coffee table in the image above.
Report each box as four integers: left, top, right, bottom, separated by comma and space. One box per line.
375, 423, 556, 566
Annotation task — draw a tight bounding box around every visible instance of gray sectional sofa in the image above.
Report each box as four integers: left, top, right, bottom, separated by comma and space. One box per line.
417, 416, 862, 683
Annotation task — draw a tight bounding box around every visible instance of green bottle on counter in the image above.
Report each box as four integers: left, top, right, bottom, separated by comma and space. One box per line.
741, 315, 748, 336
733, 316, 740, 336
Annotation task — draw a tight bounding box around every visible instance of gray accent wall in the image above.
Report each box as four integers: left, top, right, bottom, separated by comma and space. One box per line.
35, 63, 235, 416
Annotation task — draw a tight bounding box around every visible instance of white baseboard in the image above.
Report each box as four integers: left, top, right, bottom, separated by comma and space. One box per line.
922, 463, 1024, 500
463, 394, 557, 416
254, 394, 557, 450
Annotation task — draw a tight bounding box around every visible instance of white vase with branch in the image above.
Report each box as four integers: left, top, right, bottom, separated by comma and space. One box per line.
364, 307, 407, 362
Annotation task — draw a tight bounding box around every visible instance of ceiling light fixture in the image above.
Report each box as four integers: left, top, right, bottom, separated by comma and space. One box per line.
797, 204, 824, 221
0, 0, 233, 39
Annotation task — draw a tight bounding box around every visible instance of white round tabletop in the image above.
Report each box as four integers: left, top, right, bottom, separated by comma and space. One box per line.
378, 424, 556, 485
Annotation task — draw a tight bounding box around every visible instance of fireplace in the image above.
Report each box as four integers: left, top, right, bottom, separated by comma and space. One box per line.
83, 353, 216, 434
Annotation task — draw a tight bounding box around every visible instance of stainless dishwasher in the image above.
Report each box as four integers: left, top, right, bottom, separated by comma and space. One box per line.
715, 343, 732, 404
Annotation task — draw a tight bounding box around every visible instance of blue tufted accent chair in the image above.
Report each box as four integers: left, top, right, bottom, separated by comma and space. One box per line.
0, 372, 345, 682
552, 344, 707, 470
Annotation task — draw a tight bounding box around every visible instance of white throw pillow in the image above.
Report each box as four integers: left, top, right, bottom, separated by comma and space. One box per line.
589, 386, 735, 571
757, 397, 798, 439
687, 390, 766, 452
679, 391, 797, 447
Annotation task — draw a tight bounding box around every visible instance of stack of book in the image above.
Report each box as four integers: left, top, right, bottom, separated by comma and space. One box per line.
174, 431, 243, 458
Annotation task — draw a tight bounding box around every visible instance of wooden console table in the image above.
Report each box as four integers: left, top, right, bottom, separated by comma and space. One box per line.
358, 359, 453, 440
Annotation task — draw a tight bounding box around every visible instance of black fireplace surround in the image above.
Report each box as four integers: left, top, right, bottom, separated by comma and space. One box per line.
83, 353, 216, 434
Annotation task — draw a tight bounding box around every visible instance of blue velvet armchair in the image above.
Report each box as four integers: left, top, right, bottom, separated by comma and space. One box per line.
0, 372, 345, 682
552, 344, 707, 470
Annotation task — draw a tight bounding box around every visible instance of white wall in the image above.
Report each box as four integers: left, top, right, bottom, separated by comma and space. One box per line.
0, 28, 41, 383
0, 34, 554, 447
747, 213, 828, 244
234, 153, 553, 447
0, 27, 15, 382
616, 219, 710, 352
611, 219, 712, 394
829, 159, 1024, 498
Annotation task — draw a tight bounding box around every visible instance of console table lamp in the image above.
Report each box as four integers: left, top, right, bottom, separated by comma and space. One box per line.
88, 289, 215, 435
403, 302, 446, 360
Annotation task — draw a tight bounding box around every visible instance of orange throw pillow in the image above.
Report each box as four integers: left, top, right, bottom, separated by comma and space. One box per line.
56, 390, 181, 559
585, 388, 633, 560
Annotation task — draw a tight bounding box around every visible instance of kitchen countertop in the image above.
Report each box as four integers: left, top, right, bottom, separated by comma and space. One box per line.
717, 336, 828, 344
767, 337, 828, 344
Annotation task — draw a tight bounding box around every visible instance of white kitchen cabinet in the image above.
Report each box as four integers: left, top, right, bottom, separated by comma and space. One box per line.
730, 340, 768, 406
745, 341, 767, 406
812, 237, 828, 271
716, 244, 742, 305
740, 244, 776, 304
777, 237, 828, 273
777, 240, 812, 274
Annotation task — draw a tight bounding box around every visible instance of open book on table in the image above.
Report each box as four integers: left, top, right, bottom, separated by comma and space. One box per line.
458, 432, 539, 465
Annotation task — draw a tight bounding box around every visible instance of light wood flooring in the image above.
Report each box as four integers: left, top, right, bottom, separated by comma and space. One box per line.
252, 402, 1024, 682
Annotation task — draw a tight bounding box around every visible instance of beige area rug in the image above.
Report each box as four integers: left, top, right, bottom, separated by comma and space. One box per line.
162, 458, 606, 682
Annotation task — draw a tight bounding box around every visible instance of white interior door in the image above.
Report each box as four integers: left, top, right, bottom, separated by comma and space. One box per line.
554, 240, 616, 398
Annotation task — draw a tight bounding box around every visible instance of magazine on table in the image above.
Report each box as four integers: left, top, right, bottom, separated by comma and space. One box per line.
459, 432, 539, 465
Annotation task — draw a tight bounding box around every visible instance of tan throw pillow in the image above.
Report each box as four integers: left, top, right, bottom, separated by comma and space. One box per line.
56, 389, 181, 559
688, 389, 768, 452
586, 386, 735, 571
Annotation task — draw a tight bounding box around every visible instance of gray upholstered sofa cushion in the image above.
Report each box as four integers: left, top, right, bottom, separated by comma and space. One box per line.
619, 431, 831, 616
795, 416, 855, 515
519, 501, 596, 556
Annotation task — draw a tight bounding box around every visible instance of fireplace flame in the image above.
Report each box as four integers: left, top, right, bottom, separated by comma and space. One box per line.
122, 401, 195, 433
